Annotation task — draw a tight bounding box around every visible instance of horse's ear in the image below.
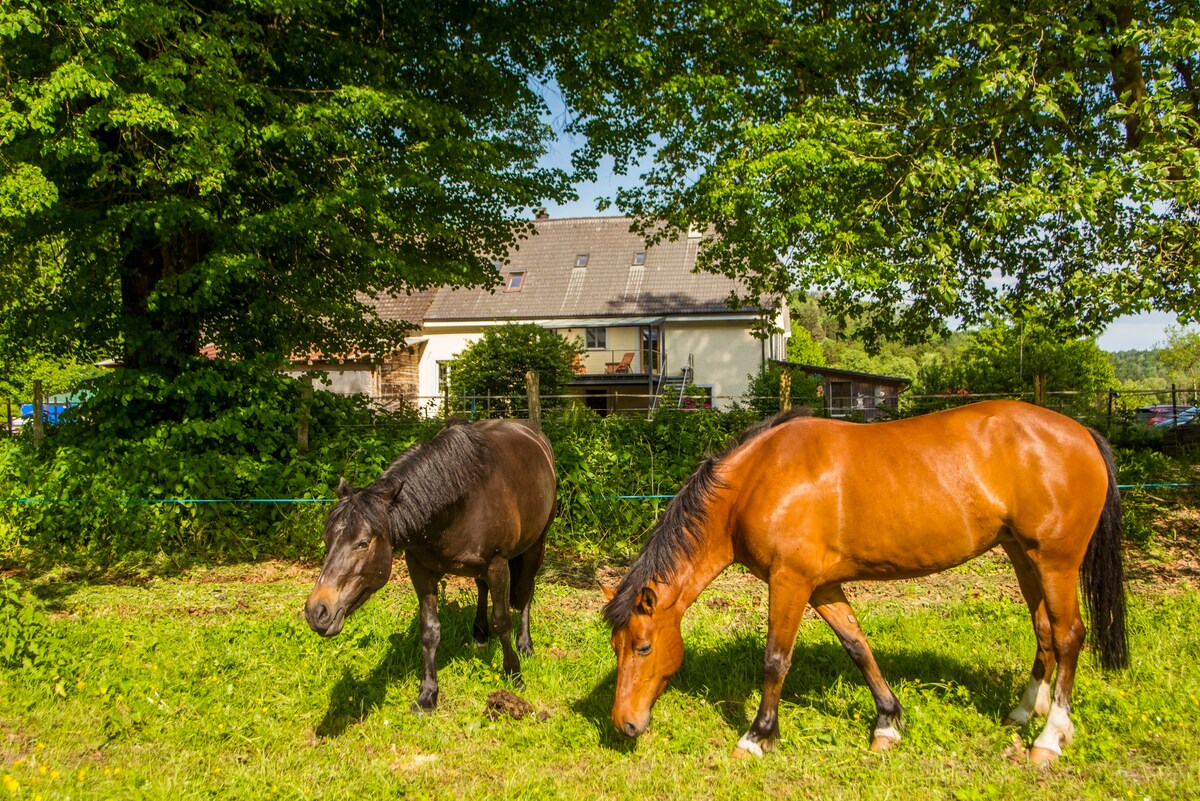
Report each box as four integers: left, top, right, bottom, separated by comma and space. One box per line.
336, 477, 354, 499
634, 586, 657, 615
601, 584, 616, 602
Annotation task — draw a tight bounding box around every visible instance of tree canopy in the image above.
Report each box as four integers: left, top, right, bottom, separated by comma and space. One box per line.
559, 0, 1200, 347
448, 323, 583, 411
0, 0, 579, 372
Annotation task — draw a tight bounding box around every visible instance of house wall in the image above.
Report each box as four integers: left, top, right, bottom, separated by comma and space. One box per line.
664, 320, 769, 407
284, 363, 374, 396
418, 328, 481, 404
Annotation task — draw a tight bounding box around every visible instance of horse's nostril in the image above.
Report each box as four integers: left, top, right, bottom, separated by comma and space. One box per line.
622, 721, 639, 737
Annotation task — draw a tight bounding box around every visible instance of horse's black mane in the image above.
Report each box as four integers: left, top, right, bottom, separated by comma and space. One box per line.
331, 420, 489, 547
603, 407, 811, 631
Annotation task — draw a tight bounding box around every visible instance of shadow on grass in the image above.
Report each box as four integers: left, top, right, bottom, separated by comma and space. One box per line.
568, 665, 639, 755
571, 630, 1025, 749
314, 595, 500, 739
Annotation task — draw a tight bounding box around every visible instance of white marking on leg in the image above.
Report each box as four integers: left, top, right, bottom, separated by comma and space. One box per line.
1032, 702, 1074, 755
1007, 676, 1051, 725
872, 725, 901, 744
735, 735, 764, 758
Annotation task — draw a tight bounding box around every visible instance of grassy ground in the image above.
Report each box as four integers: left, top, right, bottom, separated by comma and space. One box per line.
2, 549, 1199, 800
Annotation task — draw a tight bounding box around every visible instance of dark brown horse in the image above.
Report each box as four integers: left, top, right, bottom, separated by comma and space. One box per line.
305, 418, 556, 711
602, 401, 1127, 765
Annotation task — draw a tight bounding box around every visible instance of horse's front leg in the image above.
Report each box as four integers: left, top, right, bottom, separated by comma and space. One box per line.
735, 572, 812, 758
485, 555, 523, 688
810, 584, 903, 751
406, 556, 442, 713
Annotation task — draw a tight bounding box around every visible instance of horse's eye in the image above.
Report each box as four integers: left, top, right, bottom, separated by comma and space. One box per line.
635, 642, 652, 657
354, 540, 369, 551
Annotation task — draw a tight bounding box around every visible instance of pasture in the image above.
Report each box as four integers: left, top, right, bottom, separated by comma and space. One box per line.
2, 549, 1198, 800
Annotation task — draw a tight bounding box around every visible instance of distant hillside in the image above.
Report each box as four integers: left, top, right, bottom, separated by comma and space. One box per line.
1106, 348, 1168, 384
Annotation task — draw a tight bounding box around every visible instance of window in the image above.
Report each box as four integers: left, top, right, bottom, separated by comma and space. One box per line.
632, 251, 646, 266
437, 361, 452, 395
505, 271, 526, 292
585, 327, 607, 349
575, 253, 589, 267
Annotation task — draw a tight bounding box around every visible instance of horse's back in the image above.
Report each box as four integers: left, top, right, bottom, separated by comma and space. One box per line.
725, 401, 1110, 582
465, 419, 556, 548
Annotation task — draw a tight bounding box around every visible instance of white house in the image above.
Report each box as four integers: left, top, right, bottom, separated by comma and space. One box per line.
293, 216, 789, 412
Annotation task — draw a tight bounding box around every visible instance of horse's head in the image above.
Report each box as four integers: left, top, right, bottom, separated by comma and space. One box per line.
305, 478, 397, 637
602, 581, 685, 738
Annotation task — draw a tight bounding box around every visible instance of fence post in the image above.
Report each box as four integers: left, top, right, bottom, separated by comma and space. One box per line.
778, 365, 793, 412
31, 379, 44, 444
297, 377, 312, 454
5, 398, 11, 436
525, 371, 541, 431
1032, 373, 1047, 406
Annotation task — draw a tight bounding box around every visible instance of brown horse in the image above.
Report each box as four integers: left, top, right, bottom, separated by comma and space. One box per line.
305, 418, 556, 711
602, 401, 1127, 765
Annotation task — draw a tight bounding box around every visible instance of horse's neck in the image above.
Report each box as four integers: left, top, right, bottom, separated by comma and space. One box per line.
669, 522, 736, 614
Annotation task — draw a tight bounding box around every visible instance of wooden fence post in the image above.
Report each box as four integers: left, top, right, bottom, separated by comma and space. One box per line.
525, 371, 542, 431
1032, 373, 1047, 406
297, 377, 312, 454
779, 366, 793, 412
31, 379, 44, 444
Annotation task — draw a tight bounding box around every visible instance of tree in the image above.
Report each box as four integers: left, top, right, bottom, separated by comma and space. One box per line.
560, 1, 1200, 347
448, 323, 584, 412
920, 317, 1116, 396
1160, 325, 1200, 393
0, 0, 579, 373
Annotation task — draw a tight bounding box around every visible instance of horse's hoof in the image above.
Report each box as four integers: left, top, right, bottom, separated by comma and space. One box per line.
1001, 716, 1021, 727
1029, 747, 1059, 767
731, 747, 755, 760
869, 736, 898, 752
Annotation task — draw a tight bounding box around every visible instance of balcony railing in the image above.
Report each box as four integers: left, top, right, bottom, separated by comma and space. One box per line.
576, 350, 653, 375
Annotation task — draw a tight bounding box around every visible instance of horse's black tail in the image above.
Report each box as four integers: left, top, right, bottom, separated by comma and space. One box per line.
1081, 429, 1129, 670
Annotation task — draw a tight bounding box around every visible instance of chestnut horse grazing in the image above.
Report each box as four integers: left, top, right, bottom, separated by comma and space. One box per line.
306, 418, 556, 711
602, 401, 1127, 765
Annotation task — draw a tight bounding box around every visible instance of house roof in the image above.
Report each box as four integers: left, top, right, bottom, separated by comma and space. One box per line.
416, 216, 765, 324
372, 287, 439, 324
773, 359, 912, 387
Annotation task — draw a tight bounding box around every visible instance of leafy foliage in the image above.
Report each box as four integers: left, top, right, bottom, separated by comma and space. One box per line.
561, 0, 1200, 346
0, 361, 441, 559
744, 363, 822, 417
447, 324, 584, 413
0, 580, 69, 675
0, 0, 576, 371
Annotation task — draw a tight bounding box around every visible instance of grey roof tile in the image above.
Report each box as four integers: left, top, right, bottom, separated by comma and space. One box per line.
410, 216, 760, 323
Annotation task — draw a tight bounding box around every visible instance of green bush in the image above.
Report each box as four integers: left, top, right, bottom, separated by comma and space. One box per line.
0, 361, 442, 562
0, 580, 74, 681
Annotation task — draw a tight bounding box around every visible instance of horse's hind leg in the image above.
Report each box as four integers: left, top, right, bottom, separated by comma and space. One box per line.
1000, 542, 1055, 727
473, 579, 490, 648
810, 585, 904, 752
1029, 566, 1087, 766
486, 555, 524, 688
510, 533, 547, 656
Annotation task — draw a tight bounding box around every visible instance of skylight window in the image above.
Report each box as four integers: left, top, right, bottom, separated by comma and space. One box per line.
632, 251, 646, 266
575, 254, 589, 267
505, 271, 526, 292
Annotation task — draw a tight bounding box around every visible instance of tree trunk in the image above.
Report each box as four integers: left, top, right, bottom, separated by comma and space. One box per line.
119, 232, 207, 372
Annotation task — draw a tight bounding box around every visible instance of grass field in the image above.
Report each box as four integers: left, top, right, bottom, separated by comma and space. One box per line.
2, 550, 1199, 800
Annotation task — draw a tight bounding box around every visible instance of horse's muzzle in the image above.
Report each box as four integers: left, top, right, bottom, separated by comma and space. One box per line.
304, 590, 346, 637
613, 709, 650, 738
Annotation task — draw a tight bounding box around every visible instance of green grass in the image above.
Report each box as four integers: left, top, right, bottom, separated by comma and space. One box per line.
2, 557, 1199, 800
